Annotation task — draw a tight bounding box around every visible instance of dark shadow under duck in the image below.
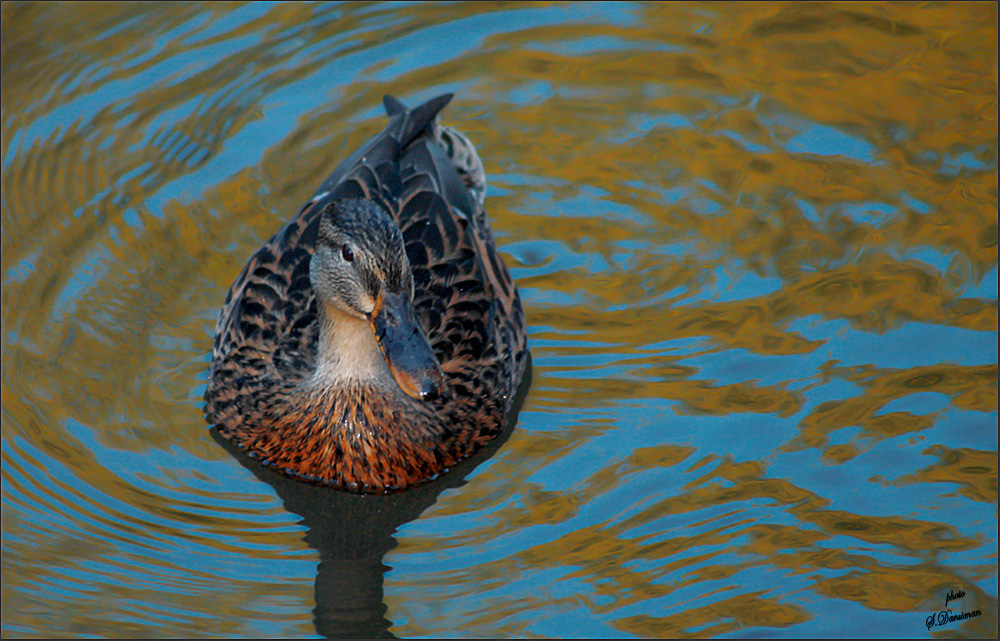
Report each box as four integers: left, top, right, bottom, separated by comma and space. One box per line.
205, 93, 529, 492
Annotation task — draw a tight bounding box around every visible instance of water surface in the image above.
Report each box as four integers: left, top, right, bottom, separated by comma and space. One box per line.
2, 2, 997, 638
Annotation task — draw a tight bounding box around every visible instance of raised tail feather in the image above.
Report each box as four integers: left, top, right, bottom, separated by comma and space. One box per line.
383, 94, 487, 207
310, 94, 453, 201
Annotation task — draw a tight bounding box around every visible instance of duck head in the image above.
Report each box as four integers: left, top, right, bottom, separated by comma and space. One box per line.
310, 198, 444, 401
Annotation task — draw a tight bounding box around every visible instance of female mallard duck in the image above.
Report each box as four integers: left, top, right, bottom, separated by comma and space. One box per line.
205, 94, 528, 492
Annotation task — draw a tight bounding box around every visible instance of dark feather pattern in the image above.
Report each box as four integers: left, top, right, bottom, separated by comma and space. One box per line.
205, 94, 528, 492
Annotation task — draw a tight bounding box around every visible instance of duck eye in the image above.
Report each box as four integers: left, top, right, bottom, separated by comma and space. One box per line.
341, 245, 354, 262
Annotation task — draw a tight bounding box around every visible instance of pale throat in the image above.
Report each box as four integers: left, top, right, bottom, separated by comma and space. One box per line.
310, 302, 394, 388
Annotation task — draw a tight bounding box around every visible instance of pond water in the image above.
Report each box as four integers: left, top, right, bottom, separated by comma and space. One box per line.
2, 2, 997, 638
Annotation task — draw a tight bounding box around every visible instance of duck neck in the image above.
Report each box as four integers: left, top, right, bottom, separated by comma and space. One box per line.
310, 303, 396, 391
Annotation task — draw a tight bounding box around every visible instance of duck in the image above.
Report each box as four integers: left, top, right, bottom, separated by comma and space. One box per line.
205, 93, 529, 493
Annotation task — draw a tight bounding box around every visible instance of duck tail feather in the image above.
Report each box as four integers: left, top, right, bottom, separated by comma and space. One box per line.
307, 94, 454, 203
388, 93, 454, 148
383, 95, 408, 116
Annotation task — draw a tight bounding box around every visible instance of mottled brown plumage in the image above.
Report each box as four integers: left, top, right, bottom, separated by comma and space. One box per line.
205, 93, 528, 492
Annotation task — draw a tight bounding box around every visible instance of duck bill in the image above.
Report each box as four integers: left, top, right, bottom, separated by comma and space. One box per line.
370, 291, 445, 400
